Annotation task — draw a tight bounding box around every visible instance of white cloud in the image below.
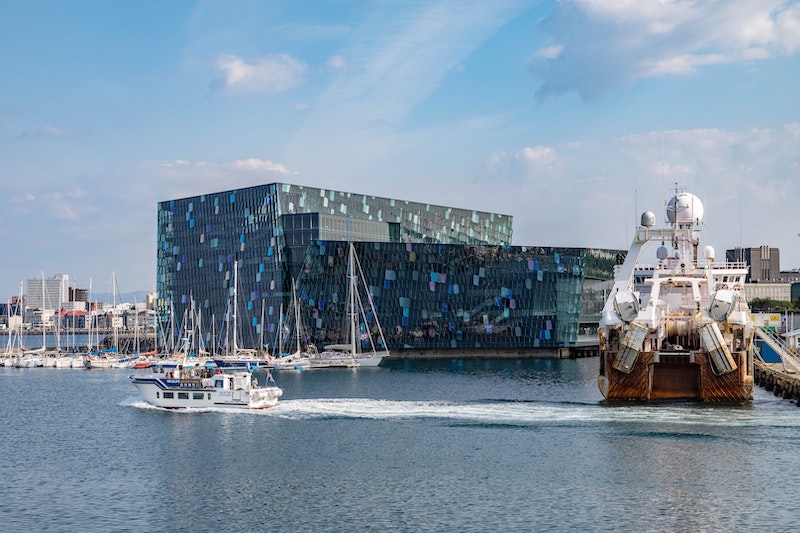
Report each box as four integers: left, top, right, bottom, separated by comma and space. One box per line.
458, 123, 798, 272
531, 0, 800, 99
212, 53, 308, 95
229, 158, 290, 174
155, 158, 294, 199
518, 145, 556, 164
483, 145, 561, 183
160, 158, 289, 174
326, 54, 347, 70
15, 123, 68, 140
9, 188, 90, 220
536, 44, 563, 59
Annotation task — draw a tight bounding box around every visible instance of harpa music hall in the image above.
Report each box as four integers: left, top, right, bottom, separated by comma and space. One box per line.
156, 183, 616, 357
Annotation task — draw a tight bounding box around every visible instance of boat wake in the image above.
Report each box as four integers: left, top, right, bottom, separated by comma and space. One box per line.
121, 396, 800, 429
262, 398, 793, 428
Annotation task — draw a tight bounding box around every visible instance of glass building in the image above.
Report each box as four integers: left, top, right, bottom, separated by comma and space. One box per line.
156, 182, 614, 355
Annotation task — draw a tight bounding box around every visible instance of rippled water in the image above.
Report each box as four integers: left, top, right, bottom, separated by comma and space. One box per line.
2, 358, 799, 532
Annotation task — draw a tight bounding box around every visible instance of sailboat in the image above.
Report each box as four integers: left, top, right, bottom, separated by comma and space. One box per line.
212, 259, 271, 369
273, 278, 315, 370
85, 272, 121, 369
1, 284, 24, 367
317, 243, 390, 367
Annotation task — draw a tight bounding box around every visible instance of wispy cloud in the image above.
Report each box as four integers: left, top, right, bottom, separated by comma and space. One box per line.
326, 54, 347, 71
480, 123, 800, 254
285, 1, 528, 173
484, 145, 562, 184
9, 188, 91, 220
160, 158, 290, 174
211, 53, 308, 95
530, 0, 800, 100
156, 158, 294, 199
12, 123, 68, 142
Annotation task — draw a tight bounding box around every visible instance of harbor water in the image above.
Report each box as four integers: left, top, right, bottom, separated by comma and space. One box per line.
2, 358, 799, 532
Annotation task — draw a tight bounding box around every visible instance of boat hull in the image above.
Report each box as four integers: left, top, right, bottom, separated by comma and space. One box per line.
308, 353, 360, 369
130, 376, 282, 409
598, 350, 754, 402
354, 353, 386, 367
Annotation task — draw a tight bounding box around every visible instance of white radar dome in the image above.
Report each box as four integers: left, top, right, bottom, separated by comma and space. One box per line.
641, 211, 656, 227
666, 192, 704, 224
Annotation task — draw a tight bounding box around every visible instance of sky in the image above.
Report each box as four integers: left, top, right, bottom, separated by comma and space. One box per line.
1, 0, 799, 300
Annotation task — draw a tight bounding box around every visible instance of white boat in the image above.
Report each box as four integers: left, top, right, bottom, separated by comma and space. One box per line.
597, 189, 755, 402
212, 350, 272, 370
272, 279, 314, 370
130, 367, 282, 409
272, 352, 312, 370
84, 353, 118, 369
308, 347, 360, 369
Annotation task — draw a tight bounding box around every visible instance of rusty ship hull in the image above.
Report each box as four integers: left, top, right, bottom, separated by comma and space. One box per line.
598, 349, 753, 402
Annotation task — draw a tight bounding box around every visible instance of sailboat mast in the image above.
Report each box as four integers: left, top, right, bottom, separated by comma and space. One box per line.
41, 271, 46, 350
293, 278, 302, 353
259, 300, 265, 355
349, 243, 357, 354
233, 259, 238, 355
112, 271, 118, 353
276, 302, 284, 357
88, 277, 93, 352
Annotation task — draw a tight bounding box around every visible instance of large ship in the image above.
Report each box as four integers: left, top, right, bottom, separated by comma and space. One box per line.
597, 190, 754, 402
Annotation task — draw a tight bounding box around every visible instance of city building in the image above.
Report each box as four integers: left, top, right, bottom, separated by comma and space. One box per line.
26, 273, 69, 311
156, 182, 618, 356
744, 282, 793, 302
727, 245, 800, 304
727, 245, 781, 282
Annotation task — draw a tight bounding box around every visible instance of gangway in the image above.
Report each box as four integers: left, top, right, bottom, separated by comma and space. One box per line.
755, 327, 800, 374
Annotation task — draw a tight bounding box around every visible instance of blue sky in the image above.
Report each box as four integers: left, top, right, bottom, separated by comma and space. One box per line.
1, 0, 799, 299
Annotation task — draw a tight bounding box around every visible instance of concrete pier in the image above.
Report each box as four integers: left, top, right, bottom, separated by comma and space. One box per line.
755, 361, 800, 404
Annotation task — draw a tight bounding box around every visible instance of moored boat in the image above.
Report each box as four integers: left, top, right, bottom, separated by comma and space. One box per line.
316, 242, 391, 368
130, 366, 282, 409
597, 190, 755, 402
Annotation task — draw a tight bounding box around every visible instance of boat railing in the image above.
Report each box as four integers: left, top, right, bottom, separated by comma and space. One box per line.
707, 261, 748, 269
632, 261, 748, 271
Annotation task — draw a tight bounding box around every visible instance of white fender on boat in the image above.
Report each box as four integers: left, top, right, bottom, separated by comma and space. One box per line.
708, 289, 736, 322
613, 291, 639, 323
612, 322, 647, 373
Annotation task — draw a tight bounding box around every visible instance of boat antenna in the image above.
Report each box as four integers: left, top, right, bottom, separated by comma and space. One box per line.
633, 160, 638, 222
738, 196, 743, 250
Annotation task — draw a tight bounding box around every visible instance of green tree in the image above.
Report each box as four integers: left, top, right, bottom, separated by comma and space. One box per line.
749, 298, 797, 313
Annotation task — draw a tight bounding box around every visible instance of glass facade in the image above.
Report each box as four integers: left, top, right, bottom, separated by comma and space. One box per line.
291, 242, 587, 351
156, 182, 515, 352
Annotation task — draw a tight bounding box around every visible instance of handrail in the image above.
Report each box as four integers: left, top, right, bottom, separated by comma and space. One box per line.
756, 327, 800, 374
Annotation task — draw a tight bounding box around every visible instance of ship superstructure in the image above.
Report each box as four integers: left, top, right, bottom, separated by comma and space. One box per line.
598, 191, 754, 401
